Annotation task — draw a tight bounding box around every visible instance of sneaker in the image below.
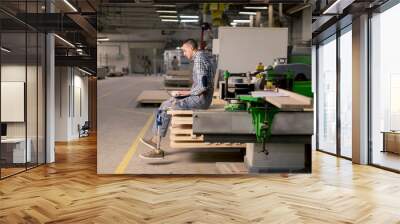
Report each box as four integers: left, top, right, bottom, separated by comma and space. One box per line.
140, 137, 157, 150
139, 150, 164, 160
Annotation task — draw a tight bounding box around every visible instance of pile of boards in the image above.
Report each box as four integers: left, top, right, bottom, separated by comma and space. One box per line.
251, 88, 313, 111
136, 90, 170, 105
167, 105, 245, 149
164, 70, 192, 87
136, 69, 192, 106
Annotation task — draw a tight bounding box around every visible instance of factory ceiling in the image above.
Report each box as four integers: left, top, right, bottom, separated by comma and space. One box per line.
98, 0, 313, 33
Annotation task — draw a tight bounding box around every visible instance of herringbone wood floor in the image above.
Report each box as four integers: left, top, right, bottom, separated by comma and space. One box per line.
1, 134, 400, 224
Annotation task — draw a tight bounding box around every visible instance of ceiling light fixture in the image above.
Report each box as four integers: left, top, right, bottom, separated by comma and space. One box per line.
239, 11, 257, 15
244, 6, 268, 10
322, 0, 350, 15
179, 15, 199, 19
78, 68, 92, 76
180, 19, 199, 23
233, 19, 251, 23
1, 47, 11, 53
63, 0, 78, 12
156, 10, 177, 14
159, 15, 178, 18
97, 37, 110, 41
153, 4, 176, 7
161, 19, 179, 22
54, 34, 75, 48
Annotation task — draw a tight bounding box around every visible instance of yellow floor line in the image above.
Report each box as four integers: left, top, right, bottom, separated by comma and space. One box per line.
114, 114, 154, 174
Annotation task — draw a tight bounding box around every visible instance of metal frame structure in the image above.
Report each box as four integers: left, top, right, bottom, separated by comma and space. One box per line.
0, 0, 47, 180
314, 14, 353, 161
314, 0, 400, 172
367, 0, 400, 173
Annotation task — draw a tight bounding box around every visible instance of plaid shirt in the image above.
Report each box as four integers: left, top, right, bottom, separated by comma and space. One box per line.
190, 51, 214, 96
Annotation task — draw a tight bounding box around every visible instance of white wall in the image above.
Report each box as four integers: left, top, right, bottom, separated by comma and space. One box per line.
216, 27, 288, 73
1, 64, 46, 164
1, 65, 37, 137
55, 67, 69, 141
55, 67, 89, 141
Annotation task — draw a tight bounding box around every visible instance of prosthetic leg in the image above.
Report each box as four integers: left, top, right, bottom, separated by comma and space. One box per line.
155, 109, 163, 154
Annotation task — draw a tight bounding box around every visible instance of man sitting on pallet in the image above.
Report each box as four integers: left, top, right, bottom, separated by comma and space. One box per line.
139, 39, 214, 159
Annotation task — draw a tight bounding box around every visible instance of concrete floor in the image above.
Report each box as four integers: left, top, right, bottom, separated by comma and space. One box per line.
97, 75, 246, 174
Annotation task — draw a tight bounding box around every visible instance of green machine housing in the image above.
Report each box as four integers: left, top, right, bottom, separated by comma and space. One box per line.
224, 59, 312, 146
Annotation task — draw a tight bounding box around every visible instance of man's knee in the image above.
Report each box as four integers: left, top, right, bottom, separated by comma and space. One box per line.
160, 98, 174, 110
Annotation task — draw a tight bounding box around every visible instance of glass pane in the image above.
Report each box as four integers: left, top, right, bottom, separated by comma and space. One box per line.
339, 28, 352, 158
317, 36, 337, 154
1, 30, 27, 177
38, 32, 45, 165
371, 4, 400, 171
27, 30, 38, 169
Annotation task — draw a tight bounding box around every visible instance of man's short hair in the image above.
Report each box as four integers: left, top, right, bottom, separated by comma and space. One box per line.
183, 39, 198, 50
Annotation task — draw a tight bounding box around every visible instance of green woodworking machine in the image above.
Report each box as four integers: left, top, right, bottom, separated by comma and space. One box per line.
192, 60, 313, 173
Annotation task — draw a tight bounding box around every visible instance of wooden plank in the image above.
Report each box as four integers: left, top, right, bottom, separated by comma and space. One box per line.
170, 135, 204, 142
168, 110, 194, 116
166, 70, 192, 77
171, 123, 192, 128
170, 142, 246, 149
264, 96, 308, 110
262, 89, 313, 111
161, 87, 191, 91
278, 88, 312, 105
164, 75, 192, 87
170, 128, 193, 135
136, 90, 170, 104
171, 117, 193, 125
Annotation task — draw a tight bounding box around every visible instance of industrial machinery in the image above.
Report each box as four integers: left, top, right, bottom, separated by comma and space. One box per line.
193, 60, 313, 173
219, 71, 255, 100
266, 63, 312, 97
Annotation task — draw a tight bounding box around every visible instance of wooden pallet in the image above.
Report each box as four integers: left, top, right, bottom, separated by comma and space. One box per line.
168, 106, 245, 149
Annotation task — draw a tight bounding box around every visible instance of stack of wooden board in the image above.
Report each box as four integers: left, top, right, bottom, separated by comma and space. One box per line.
251, 88, 313, 111
164, 69, 192, 87
166, 70, 192, 77
136, 90, 170, 105
168, 108, 245, 149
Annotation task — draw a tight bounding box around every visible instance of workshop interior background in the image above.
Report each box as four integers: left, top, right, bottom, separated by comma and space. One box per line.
96, 2, 313, 174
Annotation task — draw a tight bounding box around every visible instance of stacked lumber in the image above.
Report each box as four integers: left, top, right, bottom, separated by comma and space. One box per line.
136, 90, 170, 105
168, 109, 245, 149
166, 70, 192, 77
252, 88, 313, 111
164, 69, 192, 87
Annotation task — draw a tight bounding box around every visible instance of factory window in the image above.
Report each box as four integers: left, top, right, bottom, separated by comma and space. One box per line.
339, 26, 352, 159
317, 35, 337, 155
370, 2, 400, 172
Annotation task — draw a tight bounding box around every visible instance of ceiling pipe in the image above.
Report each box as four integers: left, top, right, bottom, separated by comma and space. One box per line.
255, 11, 261, 27
268, 4, 274, 27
